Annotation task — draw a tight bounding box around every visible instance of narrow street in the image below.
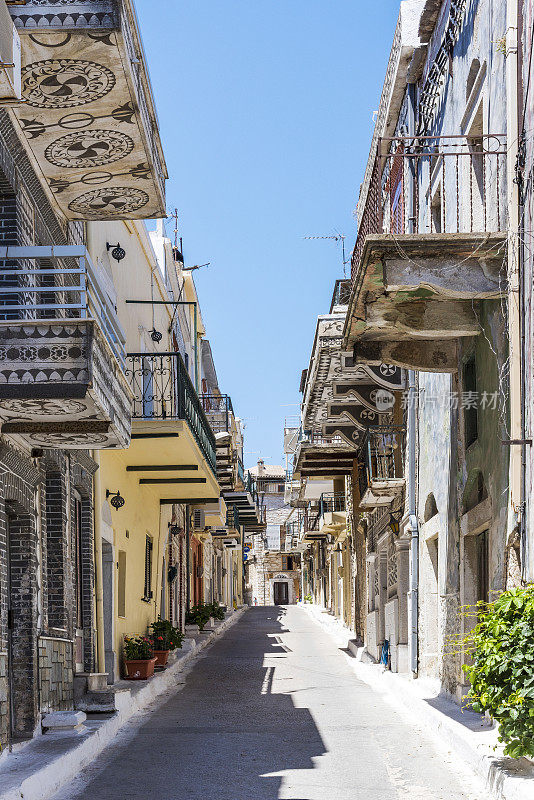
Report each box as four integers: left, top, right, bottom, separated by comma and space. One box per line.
52, 608, 482, 800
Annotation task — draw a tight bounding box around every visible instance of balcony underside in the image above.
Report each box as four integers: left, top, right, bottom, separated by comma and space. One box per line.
294, 444, 357, 478
359, 479, 405, 510
344, 233, 506, 371
10, 1, 166, 220
0, 319, 130, 448
121, 419, 219, 501
320, 511, 347, 535
353, 338, 459, 373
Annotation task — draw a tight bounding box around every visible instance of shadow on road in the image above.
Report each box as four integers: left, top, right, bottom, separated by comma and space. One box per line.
63, 607, 326, 800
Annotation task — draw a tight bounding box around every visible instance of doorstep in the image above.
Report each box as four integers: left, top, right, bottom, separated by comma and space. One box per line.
301, 602, 534, 800
0, 608, 246, 800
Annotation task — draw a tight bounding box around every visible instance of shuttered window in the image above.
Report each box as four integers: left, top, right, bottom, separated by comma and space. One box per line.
118, 550, 126, 618
143, 535, 153, 601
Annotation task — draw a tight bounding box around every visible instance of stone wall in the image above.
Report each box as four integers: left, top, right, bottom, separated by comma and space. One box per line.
38, 637, 73, 714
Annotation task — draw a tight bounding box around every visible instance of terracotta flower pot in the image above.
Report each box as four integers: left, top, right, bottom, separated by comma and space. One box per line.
124, 657, 157, 680
153, 649, 170, 667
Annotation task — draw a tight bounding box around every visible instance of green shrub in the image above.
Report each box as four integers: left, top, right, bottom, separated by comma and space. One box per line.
463, 585, 534, 758
185, 603, 211, 629
207, 601, 225, 620
124, 635, 153, 660
150, 618, 184, 650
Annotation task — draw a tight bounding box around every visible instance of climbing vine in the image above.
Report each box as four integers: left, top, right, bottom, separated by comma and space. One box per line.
463, 585, 534, 758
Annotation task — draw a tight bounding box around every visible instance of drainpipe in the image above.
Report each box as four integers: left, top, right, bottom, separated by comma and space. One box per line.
407, 370, 419, 676
506, 0, 522, 546
92, 450, 106, 675
185, 505, 191, 611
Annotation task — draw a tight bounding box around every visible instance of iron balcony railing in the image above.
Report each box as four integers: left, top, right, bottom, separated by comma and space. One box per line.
303, 505, 321, 532
199, 394, 234, 434
352, 134, 507, 285
319, 492, 346, 515
300, 429, 350, 447
237, 457, 245, 485
330, 278, 351, 311
359, 426, 405, 497
0, 245, 126, 366
125, 351, 216, 475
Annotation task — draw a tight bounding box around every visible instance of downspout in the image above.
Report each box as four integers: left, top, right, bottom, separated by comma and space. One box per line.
406, 81, 419, 676
407, 371, 419, 676
92, 450, 106, 674
185, 505, 191, 611
506, 0, 522, 546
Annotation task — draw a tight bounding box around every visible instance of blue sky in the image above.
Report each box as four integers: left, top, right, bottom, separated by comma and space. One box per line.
136, 0, 401, 468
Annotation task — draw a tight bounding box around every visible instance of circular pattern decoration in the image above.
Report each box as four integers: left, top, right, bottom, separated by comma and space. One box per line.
22, 59, 116, 109
0, 398, 86, 416
379, 364, 398, 376
68, 187, 149, 219
45, 130, 135, 168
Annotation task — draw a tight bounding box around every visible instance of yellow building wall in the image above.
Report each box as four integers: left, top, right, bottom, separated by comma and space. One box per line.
98, 448, 170, 662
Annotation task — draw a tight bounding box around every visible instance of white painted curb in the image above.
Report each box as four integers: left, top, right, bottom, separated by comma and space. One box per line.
0, 608, 246, 800
302, 603, 534, 800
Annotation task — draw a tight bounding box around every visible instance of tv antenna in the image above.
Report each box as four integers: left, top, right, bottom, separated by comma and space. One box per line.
303, 231, 348, 277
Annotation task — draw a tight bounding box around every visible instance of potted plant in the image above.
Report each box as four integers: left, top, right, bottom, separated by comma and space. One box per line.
185, 603, 212, 630
123, 635, 156, 680
150, 618, 185, 666
207, 601, 225, 621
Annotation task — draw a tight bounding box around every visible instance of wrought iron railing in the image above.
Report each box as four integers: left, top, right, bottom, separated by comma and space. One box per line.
352, 134, 507, 285
319, 492, 346, 515
359, 426, 405, 497
199, 394, 234, 434
301, 430, 350, 447
0, 245, 126, 366
303, 505, 321, 532
125, 351, 216, 475
330, 278, 351, 311
237, 457, 245, 486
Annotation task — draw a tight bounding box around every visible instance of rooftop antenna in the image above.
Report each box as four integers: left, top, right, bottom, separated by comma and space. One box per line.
304, 232, 348, 277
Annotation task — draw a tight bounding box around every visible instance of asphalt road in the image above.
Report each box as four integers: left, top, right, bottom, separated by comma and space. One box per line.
53, 606, 484, 800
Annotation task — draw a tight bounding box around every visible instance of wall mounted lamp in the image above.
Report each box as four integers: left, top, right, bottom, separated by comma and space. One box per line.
106, 242, 126, 263
106, 489, 125, 510
389, 512, 402, 536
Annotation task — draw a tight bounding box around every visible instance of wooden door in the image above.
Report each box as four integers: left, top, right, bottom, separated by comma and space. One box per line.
273, 582, 289, 605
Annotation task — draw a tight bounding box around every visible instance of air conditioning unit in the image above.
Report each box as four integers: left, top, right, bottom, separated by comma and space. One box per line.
193, 509, 205, 530
0, 3, 21, 101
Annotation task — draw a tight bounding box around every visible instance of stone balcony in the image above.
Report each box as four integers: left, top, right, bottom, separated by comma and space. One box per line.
9, 0, 166, 220
0, 245, 131, 448
344, 135, 507, 371
358, 426, 406, 510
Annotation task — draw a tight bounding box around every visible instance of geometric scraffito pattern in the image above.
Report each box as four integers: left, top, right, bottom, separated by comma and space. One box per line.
0, 320, 131, 448
21, 58, 116, 109
67, 187, 149, 218
45, 130, 135, 168
10, 8, 166, 220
